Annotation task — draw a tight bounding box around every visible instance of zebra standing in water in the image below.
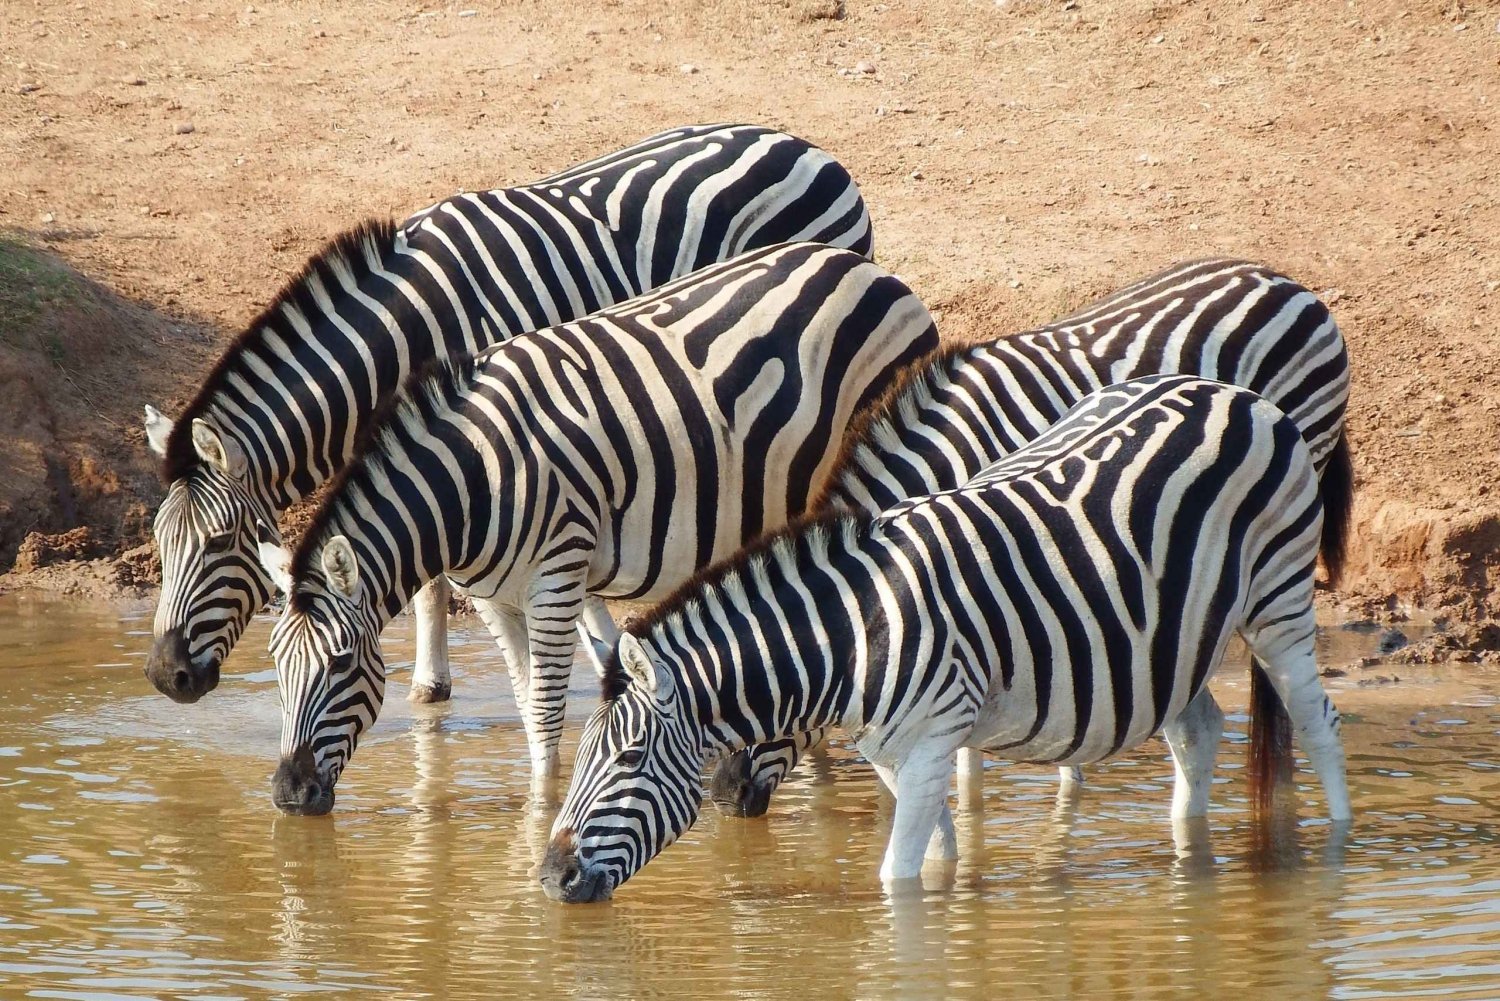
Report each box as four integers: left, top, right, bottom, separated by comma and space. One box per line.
540, 376, 1351, 900
709, 258, 1352, 817
140, 124, 873, 706
256, 242, 938, 813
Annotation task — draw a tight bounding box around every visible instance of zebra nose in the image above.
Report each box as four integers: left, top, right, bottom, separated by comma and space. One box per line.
539, 829, 609, 902
272, 745, 334, 816
144, 628, 219, 703
708, 749, 772, 818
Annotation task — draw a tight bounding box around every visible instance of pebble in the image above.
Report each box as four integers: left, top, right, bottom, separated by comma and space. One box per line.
457, 9, 477, 16
40, 212, 55, 224
855, 60, 876, 74
909, 168, 923, 180
679, 63, 699, 74
174, 122, 195, 135
17, 82, 40, 94
123, 75, 145, 86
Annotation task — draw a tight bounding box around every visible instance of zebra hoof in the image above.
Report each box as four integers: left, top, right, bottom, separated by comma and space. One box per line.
408, 681, 453, 704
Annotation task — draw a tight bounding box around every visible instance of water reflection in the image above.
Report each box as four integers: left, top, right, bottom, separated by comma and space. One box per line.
1, 594, 1499, 998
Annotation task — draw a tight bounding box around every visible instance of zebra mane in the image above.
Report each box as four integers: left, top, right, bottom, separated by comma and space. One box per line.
606, 509, 860, 700
158, 217, 401, 483
805, 340, 971, 512
286, 350, 479, 610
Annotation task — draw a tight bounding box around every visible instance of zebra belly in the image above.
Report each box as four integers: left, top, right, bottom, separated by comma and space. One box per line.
962, 643, 1215, 767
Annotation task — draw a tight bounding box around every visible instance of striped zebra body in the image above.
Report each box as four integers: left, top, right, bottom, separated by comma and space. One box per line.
541, 376, 1350, 901
715, 258, 1352, 816
141, 123, 873, 706
262, 242, 938, 814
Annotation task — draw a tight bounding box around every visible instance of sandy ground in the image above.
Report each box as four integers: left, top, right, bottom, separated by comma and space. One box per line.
0, 0, 1496, 641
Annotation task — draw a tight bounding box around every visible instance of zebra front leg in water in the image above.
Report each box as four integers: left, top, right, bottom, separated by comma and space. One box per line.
517, 574, 594, 783
873, 751, 959, 881
956, 748, 984, 810
471, 598, 531, 714
409, 576, 453, 704
1162, 687, 1226, 819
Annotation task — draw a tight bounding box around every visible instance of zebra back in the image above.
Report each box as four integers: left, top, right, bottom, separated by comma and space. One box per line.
815, 259, 1347, 519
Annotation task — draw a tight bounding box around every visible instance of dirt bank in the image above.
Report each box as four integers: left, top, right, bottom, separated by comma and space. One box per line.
1, 0, 1495, 636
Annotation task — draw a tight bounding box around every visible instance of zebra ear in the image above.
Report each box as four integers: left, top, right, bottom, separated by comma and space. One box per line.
575, 623, 614, 680
143, 405, 173, 459
257, 539, 293, 595
619, 633, 673, 698
320, 536, 360, 600
190, 419, 247, 478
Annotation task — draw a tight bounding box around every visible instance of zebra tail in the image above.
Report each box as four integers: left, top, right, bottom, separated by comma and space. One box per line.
1319, 430, 1355, 588
1246, 659, 1294, 820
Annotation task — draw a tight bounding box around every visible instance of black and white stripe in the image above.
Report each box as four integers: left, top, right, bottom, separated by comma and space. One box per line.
141, 123, 874, 705
263, 242, 937, 814
541, 375, 1351, 900
713, 258, 1352, 815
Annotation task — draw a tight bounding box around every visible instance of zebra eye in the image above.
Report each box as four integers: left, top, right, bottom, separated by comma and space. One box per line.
204, 531, 235, 553
616, 748, 645, 769
328, 652, 354, 675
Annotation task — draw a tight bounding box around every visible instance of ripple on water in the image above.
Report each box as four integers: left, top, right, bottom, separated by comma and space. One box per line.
1, 596, 1499, 998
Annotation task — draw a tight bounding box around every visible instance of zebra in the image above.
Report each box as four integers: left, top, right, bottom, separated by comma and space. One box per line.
707, 257, 1352, 818
139, 123, 874, 707
539, 375, 1351, 901
255, 241, 938, 814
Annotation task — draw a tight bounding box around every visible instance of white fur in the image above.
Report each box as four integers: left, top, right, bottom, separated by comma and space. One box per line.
143, 404, 173, 458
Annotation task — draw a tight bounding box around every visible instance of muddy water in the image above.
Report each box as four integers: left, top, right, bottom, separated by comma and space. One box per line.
1, 594, 1498, 1000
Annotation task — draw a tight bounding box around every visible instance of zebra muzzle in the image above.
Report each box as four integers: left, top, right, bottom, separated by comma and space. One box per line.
539, 829, 611, 903
144, 627, 220, 703
708, 749, 773, 819
271, 745, 335, 817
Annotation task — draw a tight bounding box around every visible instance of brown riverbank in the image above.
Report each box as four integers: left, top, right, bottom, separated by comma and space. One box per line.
2, 0, 1495, 650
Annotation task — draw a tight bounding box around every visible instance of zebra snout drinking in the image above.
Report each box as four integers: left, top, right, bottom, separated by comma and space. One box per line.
538, 829, 610, 903
143, 627, 219, 703
708, 750, 773, 818
271, 745, 334, 817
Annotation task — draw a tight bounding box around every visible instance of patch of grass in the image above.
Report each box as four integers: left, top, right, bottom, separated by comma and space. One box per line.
0, 236, 84, 355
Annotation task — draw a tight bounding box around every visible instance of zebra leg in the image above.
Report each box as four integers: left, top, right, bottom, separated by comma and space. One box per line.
874, 757, 958, 879
1246, 635, 1352, 823
579, 596, 619, 646
1162, 687, 1225, 819
955, 747, 984, 811
1058, 766, 1084, 797
518, 579, 592, 784
409, 576, 453, 704
471, 598, 531, 711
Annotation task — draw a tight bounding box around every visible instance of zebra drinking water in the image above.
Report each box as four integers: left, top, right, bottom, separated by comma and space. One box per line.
139, 123, 874, 706
709, 258, 1352, 818
540, 375, 1351, 901
257, 242, 938, 813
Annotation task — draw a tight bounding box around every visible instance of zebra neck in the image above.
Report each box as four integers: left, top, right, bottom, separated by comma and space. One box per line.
645, 519, 871, 755
315, 418, 507, 627
188, 226, 450, 511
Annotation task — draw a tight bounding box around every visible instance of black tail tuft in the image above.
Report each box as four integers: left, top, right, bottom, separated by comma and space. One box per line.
1245, 659, 1294, 821
1319, 432, 1355, 588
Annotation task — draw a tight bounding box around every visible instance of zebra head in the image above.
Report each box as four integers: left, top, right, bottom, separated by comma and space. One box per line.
540, 633, 705, 903
263, 535, 385, 817
143, 406, 279, 703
